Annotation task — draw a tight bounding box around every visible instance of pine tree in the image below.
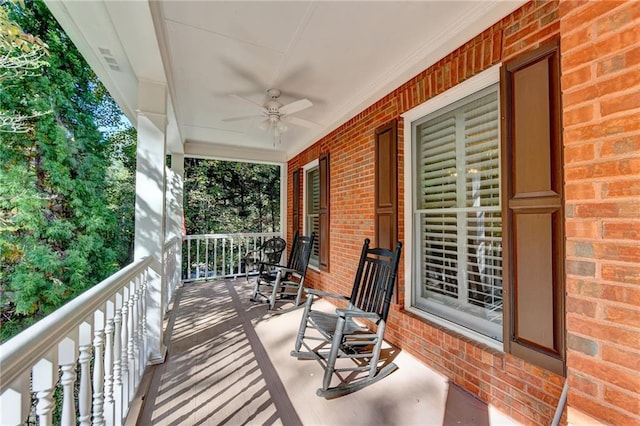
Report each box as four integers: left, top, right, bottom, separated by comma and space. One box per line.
0, 0, 130, 341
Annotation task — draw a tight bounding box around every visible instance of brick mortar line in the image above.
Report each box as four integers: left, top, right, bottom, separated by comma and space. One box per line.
561, 74, 640, 96
566, 298, 640, 317
568, 349, 640, 378
567, 311, 640, 334
561, 29, 640, 57
567, 275, 640, 288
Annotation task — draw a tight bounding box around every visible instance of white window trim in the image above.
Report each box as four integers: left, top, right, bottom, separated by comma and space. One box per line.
401, 64, 503, 351
302, 159, 320, 271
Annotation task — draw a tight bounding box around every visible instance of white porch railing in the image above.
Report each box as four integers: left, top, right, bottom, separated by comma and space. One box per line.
0, 237, 182, 426
183, 232, 280, 281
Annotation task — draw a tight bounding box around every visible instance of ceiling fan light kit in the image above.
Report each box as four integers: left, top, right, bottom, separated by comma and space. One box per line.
225, 88, 319, 146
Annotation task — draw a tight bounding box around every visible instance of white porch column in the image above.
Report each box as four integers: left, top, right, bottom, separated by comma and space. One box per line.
134, 80, 167, 365
166, 154, 184, 241
170, 154, 184, 287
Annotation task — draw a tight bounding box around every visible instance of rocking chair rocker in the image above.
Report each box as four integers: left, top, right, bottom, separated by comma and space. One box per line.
290, 238, 402, 398
251, 231, 315, 311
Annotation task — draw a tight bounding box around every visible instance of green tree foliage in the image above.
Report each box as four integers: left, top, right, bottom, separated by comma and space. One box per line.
105, 126, 136, 266
0, 0, 50, 132
184, 158, 280, 235
0, 0, 134, 341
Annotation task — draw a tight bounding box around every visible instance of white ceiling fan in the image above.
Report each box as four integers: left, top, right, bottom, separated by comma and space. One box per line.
224, 88, 319, 144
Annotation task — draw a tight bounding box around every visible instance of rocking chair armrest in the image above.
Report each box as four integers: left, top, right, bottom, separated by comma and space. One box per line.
303, 288, 349, 301
271, 265, 298, 274
258, 261, 286, 269
335, 307, 381, 321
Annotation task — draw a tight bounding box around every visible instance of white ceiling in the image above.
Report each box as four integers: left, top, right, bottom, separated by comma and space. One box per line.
45, 1, 526, 161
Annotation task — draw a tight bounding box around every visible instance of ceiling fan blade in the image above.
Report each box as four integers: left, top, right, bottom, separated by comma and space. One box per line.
285, 116, 321, 129
279, 98, 312, 115
222, 114, 263, 122
229, 94, 267, 111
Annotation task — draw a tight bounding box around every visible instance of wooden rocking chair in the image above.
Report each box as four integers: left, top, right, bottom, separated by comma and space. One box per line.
243, 236, 287, 281
251, 232, 315, 310
290, 238, 402, 398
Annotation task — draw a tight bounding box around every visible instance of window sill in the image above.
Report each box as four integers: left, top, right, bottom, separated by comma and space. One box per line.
403, 305, 504, 353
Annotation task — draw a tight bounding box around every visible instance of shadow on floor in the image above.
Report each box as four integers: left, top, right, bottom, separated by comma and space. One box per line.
137, 279, 301, 425
135, 278, 518, 426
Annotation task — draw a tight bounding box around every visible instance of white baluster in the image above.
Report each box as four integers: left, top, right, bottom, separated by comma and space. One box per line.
204, 237, 209, 279
0, 373, 30, 426
78, 322, 93, 426
135, 274, 143, 383
93, 309, 105, 426
135, 274, 144, 384
58, 337, 78, 426
32, 354, 57, 426
104, 300, 115, 426
120, 286, 130, 406
139, 271, 148, 380
113, 293, 123, 426
127, 282, 136, 401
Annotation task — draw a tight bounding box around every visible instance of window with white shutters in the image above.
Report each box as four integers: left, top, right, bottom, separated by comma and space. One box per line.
413, 83, 502, 341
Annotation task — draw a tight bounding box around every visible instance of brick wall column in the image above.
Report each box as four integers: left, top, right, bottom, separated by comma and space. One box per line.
560, 1, 640, 424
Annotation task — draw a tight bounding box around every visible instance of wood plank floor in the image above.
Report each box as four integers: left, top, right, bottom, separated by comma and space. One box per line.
135, 278, 520, 426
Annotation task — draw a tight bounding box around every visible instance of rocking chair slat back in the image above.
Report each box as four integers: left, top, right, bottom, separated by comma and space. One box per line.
287, 231, 315, 275
349, 240, 402, 321
263, 237, 287, 263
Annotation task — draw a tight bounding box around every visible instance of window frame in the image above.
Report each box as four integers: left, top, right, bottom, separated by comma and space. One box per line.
402, 64, 503, 351
302, 159, 320, 270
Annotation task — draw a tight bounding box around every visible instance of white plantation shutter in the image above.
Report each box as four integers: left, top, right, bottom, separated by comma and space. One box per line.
414, 83, 503, 340
464, 93, 500, 208
421, 213, 458, 298
419, 115, 457, 209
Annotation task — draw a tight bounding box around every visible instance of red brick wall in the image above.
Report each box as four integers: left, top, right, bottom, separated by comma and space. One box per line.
560, 0, 640, 424
288, 1, 638, 424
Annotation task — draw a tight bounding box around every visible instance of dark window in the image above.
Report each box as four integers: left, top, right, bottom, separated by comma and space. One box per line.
303, 154, 330, 271
319, 153, 330, 272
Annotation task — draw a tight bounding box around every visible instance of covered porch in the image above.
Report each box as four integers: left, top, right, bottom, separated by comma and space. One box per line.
1, 0, 638, 425
0, 238, 518, 425
133, 277, 518, 426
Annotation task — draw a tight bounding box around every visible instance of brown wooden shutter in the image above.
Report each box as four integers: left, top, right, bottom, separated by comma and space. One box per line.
375, 121, 398, 301
319, 153, 330, 271
292, 168, 301, 236
500, 40, 565, 375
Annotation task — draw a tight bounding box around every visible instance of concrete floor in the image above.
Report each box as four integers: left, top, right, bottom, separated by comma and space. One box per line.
134, 278, 520, 426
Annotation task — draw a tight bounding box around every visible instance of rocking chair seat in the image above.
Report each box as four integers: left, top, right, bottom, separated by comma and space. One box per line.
308, 309, 370, 338
256, 262, 296, 282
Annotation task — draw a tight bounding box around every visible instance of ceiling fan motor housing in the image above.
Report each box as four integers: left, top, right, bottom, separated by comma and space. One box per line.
266, 100, 282, 115
225, 87, 316, 139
